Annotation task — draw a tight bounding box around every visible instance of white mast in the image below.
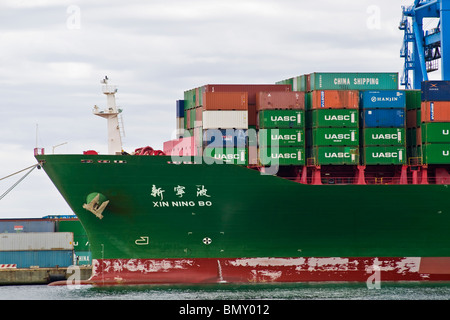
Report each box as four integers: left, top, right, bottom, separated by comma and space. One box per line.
93, 76, 124, 155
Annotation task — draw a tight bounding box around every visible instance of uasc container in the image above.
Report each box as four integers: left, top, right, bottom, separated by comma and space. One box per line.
421, 123, 450, 143
256, 91, 305, 110
362, 146, 406, 165
359, 90, 406, 109
309, 146, 359, 165
258, 110, 304, 128
202, 92, 248, 110
422, 144, 450, 164
203, 147, 248, 165
0, 232, 74, 251
362, 109, 405, 127
258, 128, 304, 147
309, 128, 359, 146
421, 101, 450, 123
310, 90, 359, 109
307, 109, 358, 128
362, 128, 406, 146
259, 147, 305, 166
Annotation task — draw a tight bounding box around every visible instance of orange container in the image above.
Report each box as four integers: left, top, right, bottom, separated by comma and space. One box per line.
311, 90, 359, 109
202, 92, 248, 110
256, 91, 305, 110
421, 101, 450, 122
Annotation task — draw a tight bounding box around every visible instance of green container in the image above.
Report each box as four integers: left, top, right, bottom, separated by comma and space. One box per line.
203, 147, 248, 165
405, 90, 421, 110
416, 109, 421, 127
258, 128, 304, 147
363, 128, 406, 146
407, 128, 417, 147
307, 109, 359, 128
277, 75, 307, 92
258, 110, 304, 129
184, 88, 196, 110
421, 123, 450, 143
362, 146, 406, 165
309, 128, 359, 146
309, 146, 359, 165
259, 147, 305, 166
422, 144, 450, 164
309, 72, 399, 90
190, 108, 196, 128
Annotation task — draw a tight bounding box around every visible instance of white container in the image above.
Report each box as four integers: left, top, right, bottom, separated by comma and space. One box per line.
202, 111, 248, 129
0, 232, 74, 251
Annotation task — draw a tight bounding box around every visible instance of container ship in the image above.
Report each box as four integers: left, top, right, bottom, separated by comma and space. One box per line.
35, 2, 450, 285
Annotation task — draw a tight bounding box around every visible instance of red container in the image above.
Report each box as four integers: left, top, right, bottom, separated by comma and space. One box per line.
186, 108, 191, 129
248, 104, 257, 126
406, 109, 417, 128
195, 106, 202, 122
202, 92, 248, 110
203, 84, 291, 105
311, 90, 359, 109
256, 91, 305, 110
421, 101, 450, 122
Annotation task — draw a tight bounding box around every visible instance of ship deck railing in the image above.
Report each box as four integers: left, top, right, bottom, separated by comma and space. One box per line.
284, 176, 450, 185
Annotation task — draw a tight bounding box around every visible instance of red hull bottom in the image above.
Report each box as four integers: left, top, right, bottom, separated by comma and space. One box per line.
50, 257, 450, 286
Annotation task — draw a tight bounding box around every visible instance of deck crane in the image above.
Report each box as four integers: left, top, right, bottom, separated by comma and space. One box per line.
399, 0, 450, 89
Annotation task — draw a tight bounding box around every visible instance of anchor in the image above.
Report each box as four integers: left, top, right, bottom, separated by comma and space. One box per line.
83, 193, 109, 219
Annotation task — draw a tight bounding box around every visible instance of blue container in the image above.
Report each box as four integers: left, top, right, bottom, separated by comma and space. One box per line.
421, 81, 450, 101
360, 90, 406, 109
0, 220, 55, 233
0, 250, 74, 268
176, 100, 185, 118
362, 109, 405, 127
203, 129, 247, 147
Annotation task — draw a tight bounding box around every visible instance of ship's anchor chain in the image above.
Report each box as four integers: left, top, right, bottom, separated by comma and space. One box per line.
0, 164, 39, 201
83, 192, 109, 219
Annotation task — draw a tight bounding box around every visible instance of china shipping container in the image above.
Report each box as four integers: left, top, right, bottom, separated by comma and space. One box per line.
422, 144, 450, 164
308, 146, 359, 165
421, 101, 450, 122
361, 109, 405, 127
203, 147, 248, 165
307, 72, 399, 91
362, 146, 406, 165
259, 147, 305, 166
421, 81, 450, 101
421, 123, 450, 144
203, 129, 247, 148
74, 251, 92, 266
255, 91, 305, 110
362, 128, 406, 146
0, 232, 73, 251
0, 250, 74, 268
405, 90, 421, 110
309, 90, 359, 109
307, 109, 359, 128
202, 111, 248, 129
202, 92, 248, 110
258, 110, 304, 129
0, 220, 55, 233
258, 128, 304, 147
359, 90, 406, 109
308, 127, 359, 146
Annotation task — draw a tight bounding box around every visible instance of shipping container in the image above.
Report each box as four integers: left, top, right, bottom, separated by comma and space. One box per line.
422, 144, 450, 164
202, 92, 248, 110
0, 220, 55, 233
176, 100, 185, 118
421, 81, 450, 101
308, 72, 399, 91
307, 109, 359, 128
309, 90, 359, 109
256, 91, 305, 110
203, 84, 291, 105
202, 111, 248, 129
0, 232, 73, 251
183, 88, 197, 110
57, 221, 89, 251
258, 110, 304, 128
362, 146, 406, 165
259, 147, 305, 166
258, 128, 304, 147
308, 127, 359, 146
248, 104, 257, 127
407, 128, 417, 147
359, 90, 406, 109
421, 123, 450, 144
203, 147, 248, 165
308, 146, 359, 165
421, 101, 450, 122
276, 75, 307, 92
405, 90, 421, 110
362, 128, 406, 146
406, 109, 418, 128
203, 129, 247, 148
0, 250, 73, 268
74, 251, 92, 266
361, 109, 405, 127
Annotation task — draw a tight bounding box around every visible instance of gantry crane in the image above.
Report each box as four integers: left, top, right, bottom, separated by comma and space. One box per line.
399, 0, 450, 89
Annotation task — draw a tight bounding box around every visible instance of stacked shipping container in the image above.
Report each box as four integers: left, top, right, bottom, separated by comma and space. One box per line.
420, 81, 450, 164
406, 90, 422, 162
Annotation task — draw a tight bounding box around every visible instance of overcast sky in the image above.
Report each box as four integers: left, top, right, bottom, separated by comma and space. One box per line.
0, 0, 438, 218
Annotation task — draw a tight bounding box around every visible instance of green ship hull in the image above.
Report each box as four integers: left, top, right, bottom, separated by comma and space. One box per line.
36, 154, 450, 285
